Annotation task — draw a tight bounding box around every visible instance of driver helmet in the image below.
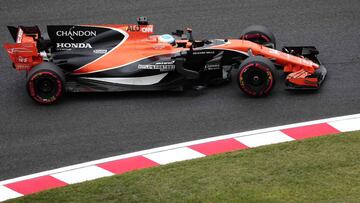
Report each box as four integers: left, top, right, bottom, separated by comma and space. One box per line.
158, 34, 176, 45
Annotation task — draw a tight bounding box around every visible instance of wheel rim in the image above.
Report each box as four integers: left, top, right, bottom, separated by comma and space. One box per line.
28, 72, 62, 103
38, 78, 54, 93
239, 63, 273, 96
245, 69, 267, 87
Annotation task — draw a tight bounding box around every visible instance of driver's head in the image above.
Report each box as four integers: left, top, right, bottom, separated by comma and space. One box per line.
158, 34, 176, 46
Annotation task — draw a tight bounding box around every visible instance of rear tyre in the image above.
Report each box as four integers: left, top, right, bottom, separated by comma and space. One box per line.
240, 25, 276, 48
237, 56, 275, 97
26, 62, 65, 104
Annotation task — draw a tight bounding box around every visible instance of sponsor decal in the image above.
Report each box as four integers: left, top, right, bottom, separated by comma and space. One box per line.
17, 56, 28, 63
126, 25, 153, 33
204, 64, 220, 70
93, 49, 108, 54
56, 43, 92, 50
138, 61, 175, 72
56, 26, 97, 40
16, 28, 24, 43
193, 51, 215, 55
14, 64, 31, 69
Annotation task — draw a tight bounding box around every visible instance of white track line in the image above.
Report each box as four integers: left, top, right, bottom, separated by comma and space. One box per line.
235, 131, 294, 148
51, 166, 114, 184
328, 118, 360, 132
0, 186, 22, 201
143, 147, 205, 165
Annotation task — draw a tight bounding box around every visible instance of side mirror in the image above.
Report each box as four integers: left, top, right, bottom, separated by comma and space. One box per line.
137, 16, 149, 25
186, 27, 194, 42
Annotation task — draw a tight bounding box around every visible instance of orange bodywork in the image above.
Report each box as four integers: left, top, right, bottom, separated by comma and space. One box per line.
209, 39, 321, 87
211, 39, 319, 74
286, 69, 318, 87
73, 25, 320, 83
73, 24, 186, 74
4, 30, 43, 71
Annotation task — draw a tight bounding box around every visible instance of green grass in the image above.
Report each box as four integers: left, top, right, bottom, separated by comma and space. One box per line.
8, 131, 360, 203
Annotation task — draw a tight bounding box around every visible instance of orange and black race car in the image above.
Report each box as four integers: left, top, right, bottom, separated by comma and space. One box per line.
3, 17, 326, 104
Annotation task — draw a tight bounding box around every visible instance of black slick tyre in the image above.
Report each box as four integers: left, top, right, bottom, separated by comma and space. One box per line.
26, 62, 65, 104
240, 25, 276, 48
237, 56, 275, 97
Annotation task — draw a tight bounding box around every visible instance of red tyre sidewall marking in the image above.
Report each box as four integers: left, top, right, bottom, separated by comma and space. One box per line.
244, 33, 271, 43
239, 63, 256, 96
255, 63, 274, 95
28, 71, 63, 104
260, 34, 271, 42
239, 62, 274, 96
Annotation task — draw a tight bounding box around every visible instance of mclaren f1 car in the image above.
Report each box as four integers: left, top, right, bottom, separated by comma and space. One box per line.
3, 17, 327, 104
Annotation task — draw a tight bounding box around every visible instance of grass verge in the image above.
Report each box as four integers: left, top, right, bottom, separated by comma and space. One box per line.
8, 131, 360, 203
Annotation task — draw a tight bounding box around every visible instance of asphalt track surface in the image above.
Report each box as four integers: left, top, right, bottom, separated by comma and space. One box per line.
0, 0, 359, 180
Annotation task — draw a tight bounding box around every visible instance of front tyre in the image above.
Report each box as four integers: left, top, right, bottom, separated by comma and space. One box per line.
237, 56, 275, 97
27, 62, 65, 104
240, 25, 276, 48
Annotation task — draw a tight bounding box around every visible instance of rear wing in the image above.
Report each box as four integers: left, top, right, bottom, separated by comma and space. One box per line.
7, 26, 42, 42
3, 26, 43, 71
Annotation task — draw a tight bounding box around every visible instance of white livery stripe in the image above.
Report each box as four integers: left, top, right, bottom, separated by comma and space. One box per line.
51, 166, 113, 184
143, 147, 205, 165
0, 186, 22, 201
328, 118, 360, 132
82, 73, 168, 85
236, 131, 294, 148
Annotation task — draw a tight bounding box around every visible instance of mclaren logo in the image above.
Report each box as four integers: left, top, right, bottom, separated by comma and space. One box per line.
56, 26, 97, 40
56, 43, 92, 50
138, 62, 175, 72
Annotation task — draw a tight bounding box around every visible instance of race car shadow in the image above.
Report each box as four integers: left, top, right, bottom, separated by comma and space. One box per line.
65, 88, 208, 102
65, 81, 233, 102
64, 79, 321, 104
285, 89, 322, 95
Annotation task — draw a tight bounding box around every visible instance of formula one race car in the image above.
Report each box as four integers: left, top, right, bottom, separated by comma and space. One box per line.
3, 17, 326, 104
